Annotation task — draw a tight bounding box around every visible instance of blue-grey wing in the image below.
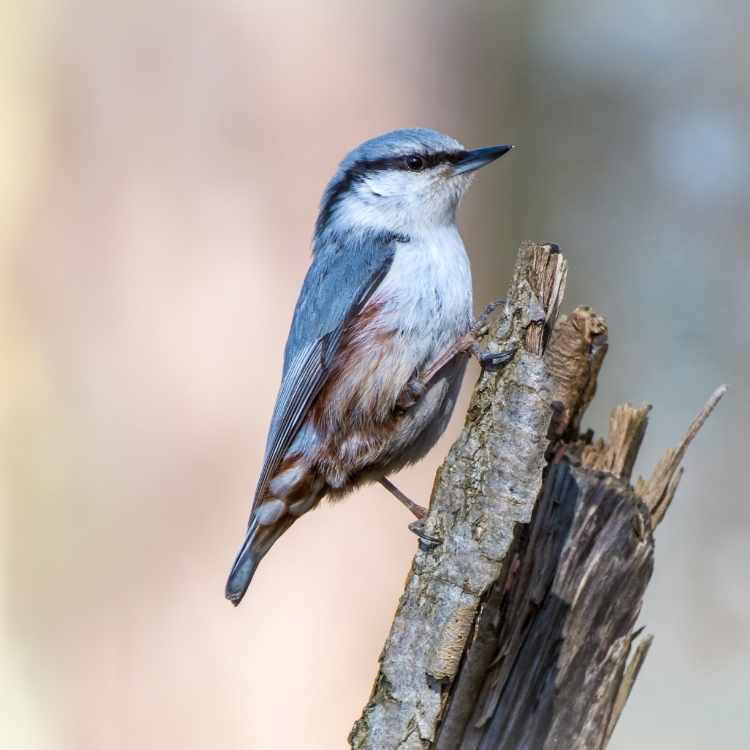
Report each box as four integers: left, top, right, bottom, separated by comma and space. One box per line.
251, 231, 398, 508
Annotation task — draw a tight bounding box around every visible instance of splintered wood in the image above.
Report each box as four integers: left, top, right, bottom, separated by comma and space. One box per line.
636, 385, 727, 526
579, 403, 651, 481
546, 305, 608, 439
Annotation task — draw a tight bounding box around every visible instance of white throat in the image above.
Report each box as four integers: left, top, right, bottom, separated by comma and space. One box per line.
372, 222, 473, 357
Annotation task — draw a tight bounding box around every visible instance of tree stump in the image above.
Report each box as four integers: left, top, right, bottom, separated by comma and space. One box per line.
349, 242, 725, 750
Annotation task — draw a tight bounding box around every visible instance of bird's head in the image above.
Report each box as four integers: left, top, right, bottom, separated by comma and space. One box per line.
316, 128, 512, 238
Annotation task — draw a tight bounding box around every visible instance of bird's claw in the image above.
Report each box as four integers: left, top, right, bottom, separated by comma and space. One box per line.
471, 343, 518, 371
408, 519, 442, 550
468, 299, 515, 371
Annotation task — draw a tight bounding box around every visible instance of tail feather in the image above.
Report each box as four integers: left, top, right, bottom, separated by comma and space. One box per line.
225, 517, 259, 605
225, 514, 296, 606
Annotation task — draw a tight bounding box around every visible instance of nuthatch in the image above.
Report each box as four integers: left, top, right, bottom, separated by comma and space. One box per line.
226, 128, 513, 605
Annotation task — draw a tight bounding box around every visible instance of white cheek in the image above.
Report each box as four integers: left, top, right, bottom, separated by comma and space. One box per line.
334, 170, 470, 232
363, 171, 421, 198
335, 189, 395, 231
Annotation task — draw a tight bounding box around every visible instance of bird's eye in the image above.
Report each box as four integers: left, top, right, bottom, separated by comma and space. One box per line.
405, 155, 425, 171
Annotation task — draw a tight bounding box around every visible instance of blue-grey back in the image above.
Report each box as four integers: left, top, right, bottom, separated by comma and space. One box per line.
282, 228, 398, 373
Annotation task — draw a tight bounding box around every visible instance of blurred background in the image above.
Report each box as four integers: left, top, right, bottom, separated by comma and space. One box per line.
1, 1, 748, 748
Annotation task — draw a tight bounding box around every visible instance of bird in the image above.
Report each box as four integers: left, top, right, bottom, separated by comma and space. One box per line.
226, 128, 513, 605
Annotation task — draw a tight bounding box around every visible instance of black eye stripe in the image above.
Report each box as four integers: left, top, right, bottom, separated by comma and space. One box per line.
409, 150, 467, 169
348, 150, 467, 174
315, 149, 468, 235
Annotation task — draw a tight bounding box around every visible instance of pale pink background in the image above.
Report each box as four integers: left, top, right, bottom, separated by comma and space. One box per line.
2, 2, 748, 748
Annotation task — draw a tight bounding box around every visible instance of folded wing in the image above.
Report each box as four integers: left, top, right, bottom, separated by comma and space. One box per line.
251, 230, 399, 511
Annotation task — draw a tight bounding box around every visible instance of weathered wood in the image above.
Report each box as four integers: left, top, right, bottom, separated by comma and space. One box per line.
579, 403, 651, 481
545, 305, 608, 441
635, 385, 726, 527
442, 460, 654, 750
350, 242, 725, 749
432, 300, 613, 750
605, 632, 653, 744
349, 242, 567, 749
433, 390, 724, 749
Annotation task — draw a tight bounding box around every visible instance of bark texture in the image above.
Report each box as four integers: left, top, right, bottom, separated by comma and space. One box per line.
349, 242, 725, 749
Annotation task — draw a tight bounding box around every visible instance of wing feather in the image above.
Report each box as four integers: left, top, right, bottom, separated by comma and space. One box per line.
250, 232, 398, 509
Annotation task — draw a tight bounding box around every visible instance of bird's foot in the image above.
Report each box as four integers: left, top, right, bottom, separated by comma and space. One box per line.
390, 319, 516, 422
395, 376, 427, 413
379, 478, 443, 549
469, 341, 518, 372
419, 328, 517, 387
468, 298, 516, 370
408, 519, 443, 550
471, 298, 507, 336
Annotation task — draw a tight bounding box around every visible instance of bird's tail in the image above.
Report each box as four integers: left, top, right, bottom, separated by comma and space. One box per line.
225, 513, 296, 606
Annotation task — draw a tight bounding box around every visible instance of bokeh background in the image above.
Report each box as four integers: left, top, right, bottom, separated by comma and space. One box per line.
1, 1, 748, 748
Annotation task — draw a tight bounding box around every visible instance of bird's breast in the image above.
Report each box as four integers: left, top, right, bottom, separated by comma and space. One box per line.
306, 226, 473, 485
372, 225, 473, 357
312, 225, 472, 432
332, 225, 472, 420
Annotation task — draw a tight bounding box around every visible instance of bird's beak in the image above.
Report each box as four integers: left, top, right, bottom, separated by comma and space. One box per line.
452, 144, 514, 175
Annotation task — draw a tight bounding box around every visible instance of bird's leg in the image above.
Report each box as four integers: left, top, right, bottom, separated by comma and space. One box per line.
379, 477, 442, 548
379, 476, 426, 518
420, 331, 517, 385
393, 299, 515, 415
418, 333, 474, 385
418, 298, 515, 383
